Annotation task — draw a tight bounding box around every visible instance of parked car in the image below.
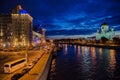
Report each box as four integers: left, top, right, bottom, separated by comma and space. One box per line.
22, 68, 30, 74
11, 73, 23, 80
25, 63, 34, 69
32, 57, 39, 64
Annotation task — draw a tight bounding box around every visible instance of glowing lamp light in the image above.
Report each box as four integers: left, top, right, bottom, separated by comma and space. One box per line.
3, 44, 6, 47
37, 40, 41, 44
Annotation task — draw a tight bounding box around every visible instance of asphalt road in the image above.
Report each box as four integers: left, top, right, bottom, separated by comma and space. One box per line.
0, 50, 42, 80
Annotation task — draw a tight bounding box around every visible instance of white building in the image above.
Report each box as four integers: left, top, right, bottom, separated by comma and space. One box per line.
32, 28, 46, 47
96, 22, 115, 40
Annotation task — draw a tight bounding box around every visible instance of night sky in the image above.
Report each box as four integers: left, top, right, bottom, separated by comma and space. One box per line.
0, 0, 120, 38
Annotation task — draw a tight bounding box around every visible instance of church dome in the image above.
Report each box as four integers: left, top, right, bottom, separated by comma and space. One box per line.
102, 22, 108, 26
18, 5, 27, 14
101, 21, 109, 33
19, 9, 27, 14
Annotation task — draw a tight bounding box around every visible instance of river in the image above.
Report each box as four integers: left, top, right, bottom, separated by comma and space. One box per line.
47, 44, 120, 80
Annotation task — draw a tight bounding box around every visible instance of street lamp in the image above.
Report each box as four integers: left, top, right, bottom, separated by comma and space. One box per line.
25, 48, 28, 64
25, 44, 29, 64
42, 28, 46, 43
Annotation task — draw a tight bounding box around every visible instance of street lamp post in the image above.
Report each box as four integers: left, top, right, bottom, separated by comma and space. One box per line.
25, 45, 28, 64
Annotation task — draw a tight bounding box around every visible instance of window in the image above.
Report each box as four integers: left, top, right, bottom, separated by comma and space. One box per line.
11, 60, 25, 67
5, 65, 9, 67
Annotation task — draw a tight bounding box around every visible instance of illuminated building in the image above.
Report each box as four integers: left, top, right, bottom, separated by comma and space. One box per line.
32, 31, 42, 46
0, 5, 33, 49
41, 28, 46, 43
96, 21, 115, 40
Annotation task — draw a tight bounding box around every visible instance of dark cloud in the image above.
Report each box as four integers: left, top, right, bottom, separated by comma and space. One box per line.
0, 0, 120, 36
46, 29, 96, 36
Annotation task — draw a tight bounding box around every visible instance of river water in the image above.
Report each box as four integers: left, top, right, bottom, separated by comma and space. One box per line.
47, 44, 120, 80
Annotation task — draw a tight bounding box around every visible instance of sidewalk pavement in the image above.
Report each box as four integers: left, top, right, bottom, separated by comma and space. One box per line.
19, 48, 53, 80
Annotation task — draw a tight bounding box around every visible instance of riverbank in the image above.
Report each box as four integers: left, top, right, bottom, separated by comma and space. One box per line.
19, 47, 54, 80
57, 42, 120, 50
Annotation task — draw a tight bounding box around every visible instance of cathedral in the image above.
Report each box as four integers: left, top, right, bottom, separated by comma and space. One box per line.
96, 22, 115, 40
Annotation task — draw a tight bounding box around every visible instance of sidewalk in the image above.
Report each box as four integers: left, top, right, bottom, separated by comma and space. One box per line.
19, 48, 53, 80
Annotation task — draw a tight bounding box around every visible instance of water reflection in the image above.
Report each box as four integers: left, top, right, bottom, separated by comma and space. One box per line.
99, 48, 103, 59
81, 46, 85, 56
82, 46, 92, 78
74, 45, 77, 54
77, 46, 80, 55
90, 47, 96, 59
64, 44, 68, 55
90, 47, 96, 68
109, 49, 116, 71
48, 45, 120, 80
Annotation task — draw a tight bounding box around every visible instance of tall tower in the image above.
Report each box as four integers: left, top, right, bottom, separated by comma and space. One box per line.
42, 28, 46, 43
101, 22, 109, 33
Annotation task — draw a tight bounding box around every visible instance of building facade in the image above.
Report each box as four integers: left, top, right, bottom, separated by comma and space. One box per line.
96, 22, 115, 40
0, 5, 33, 49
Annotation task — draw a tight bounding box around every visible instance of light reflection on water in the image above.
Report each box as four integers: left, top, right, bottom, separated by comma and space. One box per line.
77, 46, 80, 55
109, 49, 116, 71
48, 44, 120, 80
74, 45, 77, 54
63, 44, 68, 55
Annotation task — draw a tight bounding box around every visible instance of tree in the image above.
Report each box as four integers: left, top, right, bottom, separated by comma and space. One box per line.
101, 37, 109, 43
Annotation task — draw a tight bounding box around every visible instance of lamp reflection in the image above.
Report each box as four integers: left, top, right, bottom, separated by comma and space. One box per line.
74, 45, 76, 54
109, 49, 116, 71
64, 44, 68, 55
91, 47, 96, 59
82, 46, 85, 56
77, 46, 80, 58
78, 46, 80, 55
90, 47, 96, 66
82, 46, 91, 75
99, 48, 103, 59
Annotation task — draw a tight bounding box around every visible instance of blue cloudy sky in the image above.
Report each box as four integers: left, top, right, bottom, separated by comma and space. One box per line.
0, 0, 120, 38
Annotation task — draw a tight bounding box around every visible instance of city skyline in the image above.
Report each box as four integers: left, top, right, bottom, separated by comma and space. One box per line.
0, 0, 120, 38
